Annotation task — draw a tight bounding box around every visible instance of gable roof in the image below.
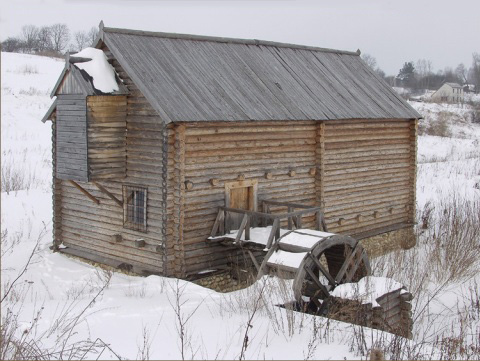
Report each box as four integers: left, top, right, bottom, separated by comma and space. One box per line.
41, 99, 57, 123
98, 25, 420, 123
444, 82, 462, 88
50, 53, 128, 98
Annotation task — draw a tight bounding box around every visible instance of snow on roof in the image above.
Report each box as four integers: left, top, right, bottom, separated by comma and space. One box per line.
72, 47, 119, 93
331, 276, 404, 307
279, 229, 335, 249
268, 250, 307, 270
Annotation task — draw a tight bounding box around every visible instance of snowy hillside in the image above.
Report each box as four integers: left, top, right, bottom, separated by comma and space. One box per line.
1, 52, 480, 360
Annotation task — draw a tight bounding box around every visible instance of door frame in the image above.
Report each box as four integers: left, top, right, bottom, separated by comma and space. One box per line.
224, 179, 258, 211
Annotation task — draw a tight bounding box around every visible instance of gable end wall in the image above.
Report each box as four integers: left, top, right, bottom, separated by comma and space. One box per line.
53, 44, 168, 274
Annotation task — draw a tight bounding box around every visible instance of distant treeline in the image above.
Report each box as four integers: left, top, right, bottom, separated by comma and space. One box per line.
2, 24, 479, 93
362, 53, 480, 92
1, 24, 98, 57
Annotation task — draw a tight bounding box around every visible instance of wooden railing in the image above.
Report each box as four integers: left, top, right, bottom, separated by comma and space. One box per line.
210, 199, 327, 249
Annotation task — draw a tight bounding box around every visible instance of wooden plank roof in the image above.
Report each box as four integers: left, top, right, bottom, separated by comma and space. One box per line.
100, 25, 421, 123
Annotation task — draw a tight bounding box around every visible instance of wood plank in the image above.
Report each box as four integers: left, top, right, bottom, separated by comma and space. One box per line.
69, 180, 99, 204
93, 181, 123, 207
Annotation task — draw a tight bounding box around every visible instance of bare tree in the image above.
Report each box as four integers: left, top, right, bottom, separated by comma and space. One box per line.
425, 59, 433, 89
49, 23, 70, 53
1, 38, 22, 52
455, 63, 468, 85
361, 53, 386, 80
470, 53, 480, 92
361, 53, 377, 70
74, 31, 89, 52
87, 26, 99, 47
37, 26, 52, 51
21, 25, 39, 52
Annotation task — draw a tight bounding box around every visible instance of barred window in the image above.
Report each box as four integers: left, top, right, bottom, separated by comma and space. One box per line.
123, 185, 147, 232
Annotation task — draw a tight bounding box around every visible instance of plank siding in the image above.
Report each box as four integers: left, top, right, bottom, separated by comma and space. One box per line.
322, 118, 415, 235
54, 44, 167, 274
56, 95, 88, 182
56, 69, 87, 95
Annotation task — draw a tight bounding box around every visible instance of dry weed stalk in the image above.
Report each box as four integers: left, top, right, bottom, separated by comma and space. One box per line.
167, 280, 203, 360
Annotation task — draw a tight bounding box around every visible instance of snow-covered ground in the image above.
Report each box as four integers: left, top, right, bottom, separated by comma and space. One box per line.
2, 52, 480, 360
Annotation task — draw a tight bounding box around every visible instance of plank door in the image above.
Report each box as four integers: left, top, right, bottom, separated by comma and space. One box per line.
225, 180, 258, 231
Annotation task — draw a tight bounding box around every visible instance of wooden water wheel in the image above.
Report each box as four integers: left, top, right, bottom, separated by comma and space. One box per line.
258, 231, 371, 311
292, 235, 371, 308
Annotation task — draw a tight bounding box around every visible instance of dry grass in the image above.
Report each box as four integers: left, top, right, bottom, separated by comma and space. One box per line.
367, 194, 480, 360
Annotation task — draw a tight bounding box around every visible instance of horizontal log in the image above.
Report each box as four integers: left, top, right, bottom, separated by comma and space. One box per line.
325, 138, 406, 151
186, 131, 315, 144
62, 233, 162, 268
186, 138, 316, 152
185, 144, 315, 158
324, 176, 411, 193
324, 185, 412, 202
185, 151, 314, 166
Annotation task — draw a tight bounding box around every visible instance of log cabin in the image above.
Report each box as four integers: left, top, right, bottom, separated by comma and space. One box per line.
42, 22, 421, 283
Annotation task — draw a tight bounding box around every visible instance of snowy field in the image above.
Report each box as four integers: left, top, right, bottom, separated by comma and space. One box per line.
1, 52, 480, 360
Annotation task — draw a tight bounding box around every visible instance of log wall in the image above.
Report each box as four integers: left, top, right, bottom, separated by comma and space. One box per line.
322, 118, 416, 235
179, 121, 318, 275
87, 95, 127, 180
177, 119, 416, 276
53, 43, 167, 274
52, 43, 417, 278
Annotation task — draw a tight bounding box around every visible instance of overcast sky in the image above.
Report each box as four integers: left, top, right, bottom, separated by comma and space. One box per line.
1, 0, 479, 75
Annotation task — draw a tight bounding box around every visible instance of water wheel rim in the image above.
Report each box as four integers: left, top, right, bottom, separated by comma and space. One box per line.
292, 235, 371, 303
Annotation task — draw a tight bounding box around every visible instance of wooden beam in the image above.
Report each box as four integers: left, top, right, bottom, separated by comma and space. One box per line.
69, 180, 99, 205
245, 215, 251, 241
307, 253, 336, 286
220, 206, 321, 219
344, 250, 365, 282
92, 181, 122, 207
210, 209, 224, 237
246, 250, 260, 272
305, 267, 330, 298
335, 245, 362, 284
265, 218, 280, 249
234, 214, 249, 244
262, 199, 315, 209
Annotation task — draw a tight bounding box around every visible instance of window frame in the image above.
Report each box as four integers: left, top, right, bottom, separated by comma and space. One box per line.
123, 185, 148, 232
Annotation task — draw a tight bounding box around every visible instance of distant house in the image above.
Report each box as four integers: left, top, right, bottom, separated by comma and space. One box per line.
41, 23, 420, 279
431, 82, 464, 103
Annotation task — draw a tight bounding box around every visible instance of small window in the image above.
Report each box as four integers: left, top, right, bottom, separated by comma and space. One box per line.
123, 185, 147, 232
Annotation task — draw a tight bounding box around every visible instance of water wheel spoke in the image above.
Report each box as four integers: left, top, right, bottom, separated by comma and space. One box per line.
310, 295, 322, 309
307, 253, 336, 286
305, 267, 330, 298
335, 244, 362, 284
344, 249, 365, 282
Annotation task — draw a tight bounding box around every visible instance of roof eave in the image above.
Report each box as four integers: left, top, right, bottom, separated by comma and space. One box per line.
41, 99, 57, 123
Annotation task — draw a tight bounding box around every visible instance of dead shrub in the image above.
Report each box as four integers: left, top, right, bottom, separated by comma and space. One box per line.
420, 201, 434, 230
427, 196, 480, 283
426, 112, 452, 137
15, 64, 38, 74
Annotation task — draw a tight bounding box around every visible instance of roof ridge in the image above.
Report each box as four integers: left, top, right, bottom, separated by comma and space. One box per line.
102, 26, 360, 56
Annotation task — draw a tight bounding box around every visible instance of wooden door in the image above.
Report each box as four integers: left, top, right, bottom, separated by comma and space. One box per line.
230, 186, 251, 211
225, 180, 258, 231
